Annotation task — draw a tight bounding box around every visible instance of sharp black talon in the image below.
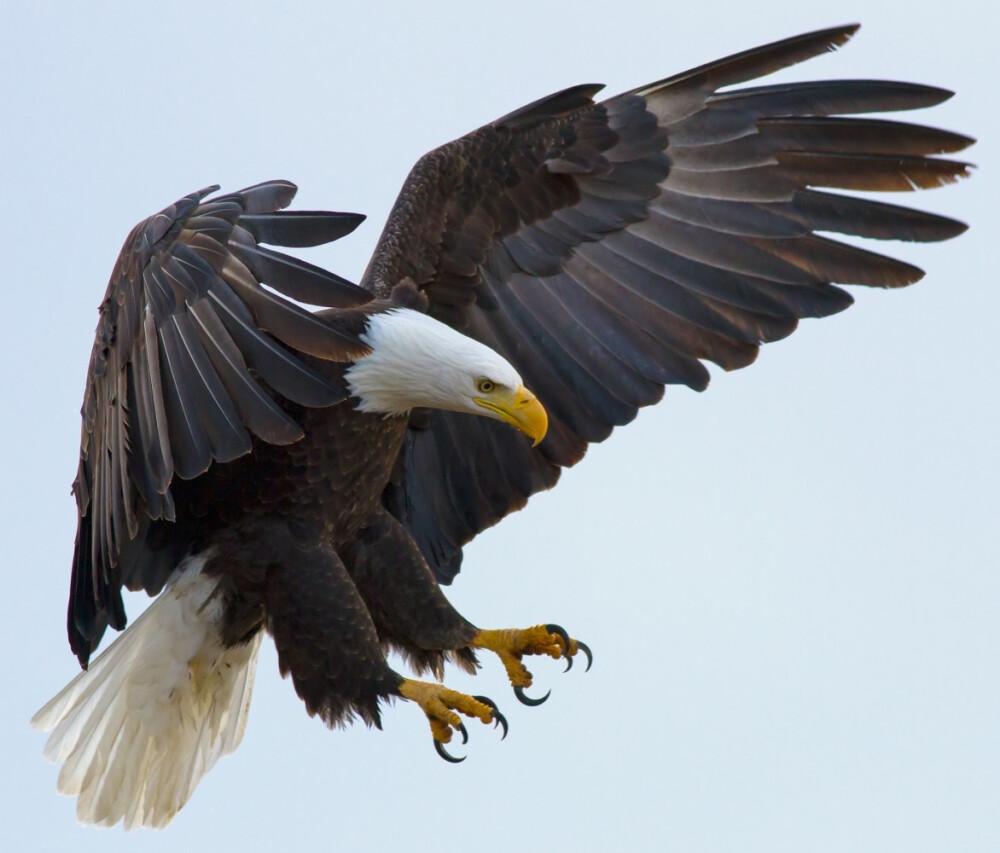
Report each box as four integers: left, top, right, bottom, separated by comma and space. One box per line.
434, 739, 466, 764
577, 640, 593, 672
514, 685, 551, 706
564, 655, 573, 673
473, 695, 509, 740
493, 708, 509, 740
545, 623, 571, 651
457, 722, 469, 745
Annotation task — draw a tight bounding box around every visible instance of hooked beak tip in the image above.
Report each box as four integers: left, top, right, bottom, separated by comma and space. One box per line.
475, 385, 547, 445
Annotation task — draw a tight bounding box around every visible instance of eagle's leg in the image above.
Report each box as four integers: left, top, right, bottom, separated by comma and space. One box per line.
255, 526, 403, 728
470, 625, 592, 705
342, 509, 590, 706
342, 508, 480, 677
234, 520, 504, 760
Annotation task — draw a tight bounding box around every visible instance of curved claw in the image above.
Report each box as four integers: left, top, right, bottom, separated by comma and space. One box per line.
544, 623, 572, 651
434, 738, 466, 764
457, 722, 469, 745
564, 654, 573, 673
472, 695, 509, 740
514, 685, 551, 707
576, 640, 593, 672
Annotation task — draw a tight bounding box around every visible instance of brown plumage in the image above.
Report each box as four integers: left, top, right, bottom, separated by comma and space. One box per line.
36, 24, 972, 828
370, 25, 972, 582
68, 180, 376, 666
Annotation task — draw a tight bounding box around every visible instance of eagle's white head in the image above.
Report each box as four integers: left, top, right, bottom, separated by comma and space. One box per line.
344, 307, 548, 444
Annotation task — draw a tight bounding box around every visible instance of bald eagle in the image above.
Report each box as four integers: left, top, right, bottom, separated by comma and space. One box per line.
33, 24, 971, 829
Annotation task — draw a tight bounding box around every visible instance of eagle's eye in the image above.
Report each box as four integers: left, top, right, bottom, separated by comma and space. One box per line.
476, 378, 495, 394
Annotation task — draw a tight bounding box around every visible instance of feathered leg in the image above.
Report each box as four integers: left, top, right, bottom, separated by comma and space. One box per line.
342, 507, 479, 677
227, 519, 503, 758
342, 508, 590, 709
260, 530, 401, 727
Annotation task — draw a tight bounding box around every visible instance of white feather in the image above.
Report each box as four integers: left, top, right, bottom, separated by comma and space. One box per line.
31, 554, 262, 830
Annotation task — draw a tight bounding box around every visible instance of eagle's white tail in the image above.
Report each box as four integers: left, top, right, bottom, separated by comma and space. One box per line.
31, 559, 262, 830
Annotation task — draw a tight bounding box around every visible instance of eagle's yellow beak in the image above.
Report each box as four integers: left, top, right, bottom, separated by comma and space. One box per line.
474, 385, 548, 446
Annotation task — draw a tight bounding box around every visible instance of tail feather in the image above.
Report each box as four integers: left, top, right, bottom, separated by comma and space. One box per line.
32, 559, 262, 830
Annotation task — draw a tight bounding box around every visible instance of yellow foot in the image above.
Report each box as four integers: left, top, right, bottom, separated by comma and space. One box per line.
471, 623, 593, 706
398, 679, 508, 763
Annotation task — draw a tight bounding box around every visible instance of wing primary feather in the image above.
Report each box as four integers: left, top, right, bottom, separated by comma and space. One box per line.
187, 299, 304, 445
578, 239, 783, 355
564, 250, 732, 384
115, 369, 137, 540
222, 268, 369, 359
181, 230, 230, 270
662, 164, 801, 203
540, 273, 690, 385
756, 116, 975, 156
170, 313, 253, 463
230, 242, 372, 308
169, 244, 221, 298
125, 357, 170, 518
94, 419, 110, 581
651, 190, 808, 238
504, 281, 647, 412
237, 212, 366, 248
181, 215, 234, 244
473, 283, 614, 440
205, 285, 344, 408
157, 322, 213, 480
609, 228, 853, 319
774, 151, 972, 192
637, 24, 860, 97
743, 234, 924, 287
158, 255, 200, 301
632, 212, 818, 284
142, 264, 179, 318
708, 80, 955, 116
789, 190, 968, 242
487, 277, 637, 428
68, 517, 96, 662
141, 312, 174, 489
227, 180, 298, 213
107, 381, 126, 556
433, 416, 495, 534
513, 280, 664, 407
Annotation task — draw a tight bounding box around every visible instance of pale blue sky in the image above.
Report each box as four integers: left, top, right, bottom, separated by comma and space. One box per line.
3, 2, 997, 850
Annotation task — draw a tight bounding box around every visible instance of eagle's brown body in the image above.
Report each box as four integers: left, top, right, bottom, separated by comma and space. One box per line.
173, 400, 408, 547
139, 393, 478, 725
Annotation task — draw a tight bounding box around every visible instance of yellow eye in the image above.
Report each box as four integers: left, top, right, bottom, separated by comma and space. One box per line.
476, 378, 495, 394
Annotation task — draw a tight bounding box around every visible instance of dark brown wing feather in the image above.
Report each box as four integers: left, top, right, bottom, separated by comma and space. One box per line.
368, 25, 973, 583
70, 182, 373, 665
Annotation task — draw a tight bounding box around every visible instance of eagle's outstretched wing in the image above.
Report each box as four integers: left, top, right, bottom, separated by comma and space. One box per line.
71, 180, 372, 665
369, 25, 973, 583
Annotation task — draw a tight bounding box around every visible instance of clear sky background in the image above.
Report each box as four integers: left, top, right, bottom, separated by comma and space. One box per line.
2, 2, 996, 851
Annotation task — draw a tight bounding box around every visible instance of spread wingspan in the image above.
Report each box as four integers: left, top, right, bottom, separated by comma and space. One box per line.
370, 25, 973, 583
